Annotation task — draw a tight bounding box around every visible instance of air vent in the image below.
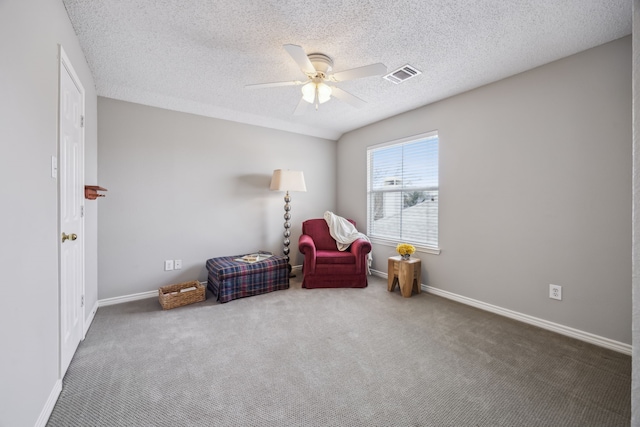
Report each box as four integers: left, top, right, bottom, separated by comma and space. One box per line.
383, 65, 421, 84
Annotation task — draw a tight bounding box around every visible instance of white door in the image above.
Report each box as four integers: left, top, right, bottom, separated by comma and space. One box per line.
59, 47, 85, 377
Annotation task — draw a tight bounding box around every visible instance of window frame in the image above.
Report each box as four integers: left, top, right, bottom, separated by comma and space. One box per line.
366, 131, 441, 255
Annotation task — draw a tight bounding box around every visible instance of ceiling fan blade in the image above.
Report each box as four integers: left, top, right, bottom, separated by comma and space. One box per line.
283, 44, 317, 76
330, 63, 387, 82
293, 97, 310, 115
331, 86, 367, 108
245, 80, 304, 89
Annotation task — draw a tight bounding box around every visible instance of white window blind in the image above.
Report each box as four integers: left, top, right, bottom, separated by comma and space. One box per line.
367, 132, 439, 249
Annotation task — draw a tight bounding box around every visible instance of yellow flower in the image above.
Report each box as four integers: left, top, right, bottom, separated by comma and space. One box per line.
396, 243, 415, 256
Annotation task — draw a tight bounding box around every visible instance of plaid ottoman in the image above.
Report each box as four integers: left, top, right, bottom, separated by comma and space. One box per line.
206, 255, 289, 303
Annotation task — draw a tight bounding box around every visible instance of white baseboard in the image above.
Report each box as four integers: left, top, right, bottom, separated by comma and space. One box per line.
84, 301, 98, 338
98, 290, 157, 307
371, 269, 386, 278
35, 379, 61, 427
425, 285, 632, 355
97, 281, 209, 307
371, 269, 631, 355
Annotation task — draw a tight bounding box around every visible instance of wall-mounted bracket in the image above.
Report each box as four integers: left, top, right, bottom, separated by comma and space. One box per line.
84, 185, 107, 200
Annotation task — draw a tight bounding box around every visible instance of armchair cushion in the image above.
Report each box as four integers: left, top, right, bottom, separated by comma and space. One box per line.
316, 250, 356, 264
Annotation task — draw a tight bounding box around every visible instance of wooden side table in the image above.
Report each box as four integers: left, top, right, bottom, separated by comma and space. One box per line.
388, 256, 422, 298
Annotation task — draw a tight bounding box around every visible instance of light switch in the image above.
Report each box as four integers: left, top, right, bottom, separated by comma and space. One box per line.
51, 156, 57, 178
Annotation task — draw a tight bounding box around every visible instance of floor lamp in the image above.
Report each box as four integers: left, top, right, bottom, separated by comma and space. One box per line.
270, 169, 306, 276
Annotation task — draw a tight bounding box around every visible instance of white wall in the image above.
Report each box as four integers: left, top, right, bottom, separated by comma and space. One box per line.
338, 37, 632, 345
97, 98, 336, 299
0, 1, 98, 426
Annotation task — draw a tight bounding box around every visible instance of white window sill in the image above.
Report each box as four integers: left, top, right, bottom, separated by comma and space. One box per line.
369, 237, 441, 255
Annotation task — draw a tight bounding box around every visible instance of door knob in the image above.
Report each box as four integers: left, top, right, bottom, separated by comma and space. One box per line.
62, 232, 78, 242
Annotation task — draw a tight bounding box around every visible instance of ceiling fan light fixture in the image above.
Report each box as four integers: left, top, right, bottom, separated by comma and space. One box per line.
301, 82, 315, 103
301, 82, 332, 104
317, 82, 332, 104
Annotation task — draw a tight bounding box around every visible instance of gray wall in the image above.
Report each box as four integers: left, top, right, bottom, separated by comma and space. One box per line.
97, 98, 336, 299
0, 0, 98, 426
632, 1, 639, 424
337, 37, 632, 345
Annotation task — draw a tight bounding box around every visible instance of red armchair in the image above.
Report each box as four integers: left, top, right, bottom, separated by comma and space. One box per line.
298, 218, 372, 288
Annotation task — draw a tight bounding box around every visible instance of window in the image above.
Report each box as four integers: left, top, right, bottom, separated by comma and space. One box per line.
367, 131, 439, 251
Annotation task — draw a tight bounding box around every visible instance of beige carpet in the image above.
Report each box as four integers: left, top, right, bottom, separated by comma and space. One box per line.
47, 274, 631, 426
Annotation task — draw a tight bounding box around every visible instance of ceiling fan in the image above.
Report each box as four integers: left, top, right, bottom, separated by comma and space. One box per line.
246, 44, 387, 115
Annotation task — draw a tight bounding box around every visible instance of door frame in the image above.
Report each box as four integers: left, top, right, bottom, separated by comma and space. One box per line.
58, 45, 86, 378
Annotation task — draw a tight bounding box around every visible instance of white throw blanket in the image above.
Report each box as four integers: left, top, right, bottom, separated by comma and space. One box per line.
323, 211, 372, 274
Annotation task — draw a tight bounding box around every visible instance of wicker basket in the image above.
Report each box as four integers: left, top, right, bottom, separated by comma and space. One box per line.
158, 280, 206, 310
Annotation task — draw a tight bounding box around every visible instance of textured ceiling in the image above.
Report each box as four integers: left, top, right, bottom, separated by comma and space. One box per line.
62, 0, 631, 140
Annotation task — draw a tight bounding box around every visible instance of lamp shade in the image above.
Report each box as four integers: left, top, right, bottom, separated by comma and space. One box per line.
270, 169, 307, 192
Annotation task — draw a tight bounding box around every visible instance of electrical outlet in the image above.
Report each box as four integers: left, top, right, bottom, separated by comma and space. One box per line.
549, 284, 562, 300
164, 260, 174, 271
174, 259, 182, 270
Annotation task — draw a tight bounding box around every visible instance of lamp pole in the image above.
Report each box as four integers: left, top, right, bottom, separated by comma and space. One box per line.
270, 170, 306, 278
283, 190, 292, 274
